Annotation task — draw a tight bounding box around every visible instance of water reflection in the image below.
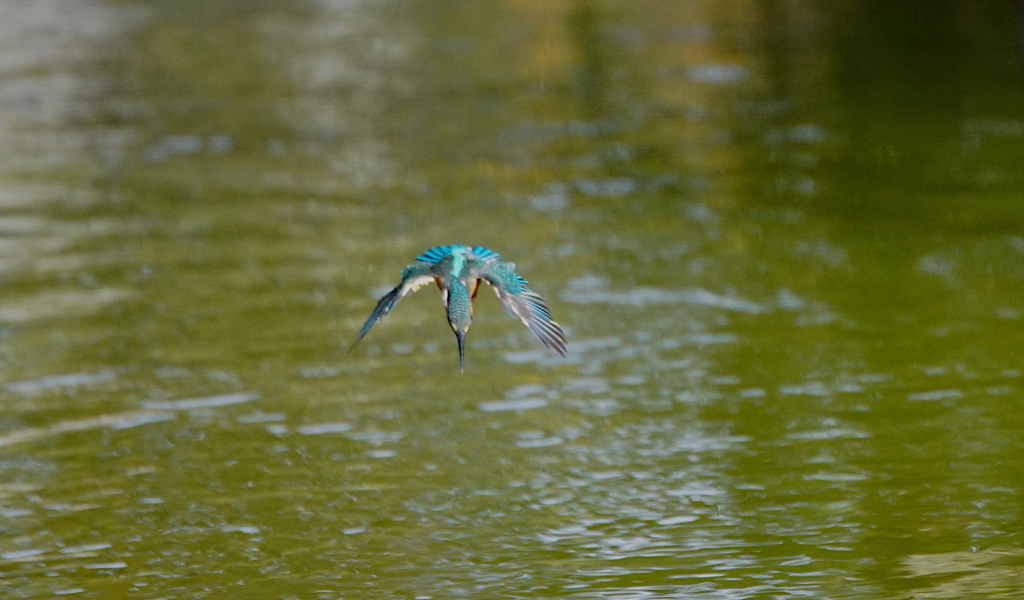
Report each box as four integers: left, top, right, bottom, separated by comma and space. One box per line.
1, 0, 1023, 598
902, 548, 1024, 599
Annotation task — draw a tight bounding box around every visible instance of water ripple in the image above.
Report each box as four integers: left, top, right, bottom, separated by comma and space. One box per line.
141, 392, 260, 411
562, 286, 762, 313
5, 370, 116, 394
0, 410, 175, 448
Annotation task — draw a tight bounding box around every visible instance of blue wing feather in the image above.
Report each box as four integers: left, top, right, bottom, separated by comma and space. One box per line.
479, 262, 567, 357
352, 285, 403, 349
470, 246, 501, 261
416, 245, 458, 264
416, 245, 502, 265
351, 264, 434, 350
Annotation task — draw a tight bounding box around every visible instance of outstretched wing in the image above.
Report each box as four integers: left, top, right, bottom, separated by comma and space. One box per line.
479, 262, 567, 357
416, 245, 501, 265
352, 264, 435, 350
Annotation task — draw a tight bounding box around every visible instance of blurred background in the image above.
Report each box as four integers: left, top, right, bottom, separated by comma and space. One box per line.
1, 0, 1024, 597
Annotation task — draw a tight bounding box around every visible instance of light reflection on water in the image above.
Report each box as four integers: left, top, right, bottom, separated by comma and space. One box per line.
0, 0, 1023, 599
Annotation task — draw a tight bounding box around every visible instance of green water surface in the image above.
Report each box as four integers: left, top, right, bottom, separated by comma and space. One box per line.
1, 1, 1023, 598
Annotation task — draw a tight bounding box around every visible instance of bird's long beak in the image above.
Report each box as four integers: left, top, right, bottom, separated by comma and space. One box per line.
456, 330, 465, 373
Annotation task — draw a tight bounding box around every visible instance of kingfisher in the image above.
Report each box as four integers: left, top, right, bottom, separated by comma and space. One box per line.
352, 245, 567, 372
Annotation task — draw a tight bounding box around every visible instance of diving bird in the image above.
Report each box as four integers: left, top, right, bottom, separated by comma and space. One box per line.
352, 245, 567, 372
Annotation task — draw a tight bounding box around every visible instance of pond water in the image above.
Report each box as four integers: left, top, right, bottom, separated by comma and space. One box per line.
1, 1, 1024, 598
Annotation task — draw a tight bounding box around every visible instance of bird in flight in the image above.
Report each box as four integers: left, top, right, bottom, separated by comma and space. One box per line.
352, 245, 567, 372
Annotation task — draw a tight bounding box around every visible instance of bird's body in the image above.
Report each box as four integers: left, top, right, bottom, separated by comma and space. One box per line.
352, 245, 567, 371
